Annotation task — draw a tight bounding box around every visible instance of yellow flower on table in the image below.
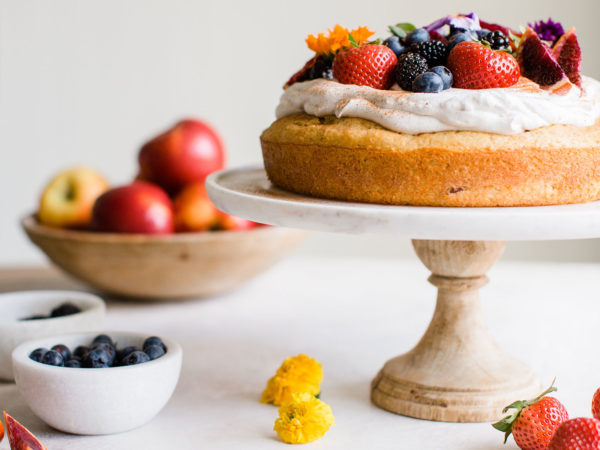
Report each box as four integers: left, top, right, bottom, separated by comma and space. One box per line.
261, 354, 323, 406
274, 393, 335, 444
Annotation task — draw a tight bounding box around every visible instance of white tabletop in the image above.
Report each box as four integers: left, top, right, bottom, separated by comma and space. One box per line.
206, 167, 600, 240
0, 256, 598, 449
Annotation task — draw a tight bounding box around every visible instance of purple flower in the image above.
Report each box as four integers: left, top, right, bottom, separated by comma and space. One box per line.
528, 18, 565, 44
425, 12, 481, 35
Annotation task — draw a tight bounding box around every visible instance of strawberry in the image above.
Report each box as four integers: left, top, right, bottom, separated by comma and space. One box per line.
548, 418, 600, 450
332, 44, 397, 90
593, 387, 600, 421
447, 41, 520, 89
493, 382, 569, 450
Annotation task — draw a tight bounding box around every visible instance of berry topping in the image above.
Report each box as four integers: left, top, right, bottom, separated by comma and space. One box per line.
447, 41, 520, 89
383, 36, 405, 57
483, 30, 510, 51
549, 418, 600, 450
308, 55, 334, 80
396, 52, 428, 91
552, 27, 582, 87
412, 72, 444, 93
409, 40, 448, 67
405, 28, 429, 46
332, 44, 398, 90
430, 66, 453, 89
447, 32, 472, 51
517, 27, 566, 87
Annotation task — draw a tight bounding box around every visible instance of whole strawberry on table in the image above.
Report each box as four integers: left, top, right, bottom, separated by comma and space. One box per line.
285, 13, 581, 94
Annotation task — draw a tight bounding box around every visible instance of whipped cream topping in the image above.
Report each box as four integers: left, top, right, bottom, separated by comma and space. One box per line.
276, 77, 600, 135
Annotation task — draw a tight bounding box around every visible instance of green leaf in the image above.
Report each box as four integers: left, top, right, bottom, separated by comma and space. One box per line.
396, 22, 416, 33
369, 38, 381, 45
315, 392, 321, 399
388, 25, 406, 38
348, 33, 360, 48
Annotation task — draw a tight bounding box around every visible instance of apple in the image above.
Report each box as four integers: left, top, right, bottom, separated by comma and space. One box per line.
4, 411, 47, 450
37, 167, 109, 228
173, 182, 220, 232
91, 181, 174, 234
138, 119, 225, 193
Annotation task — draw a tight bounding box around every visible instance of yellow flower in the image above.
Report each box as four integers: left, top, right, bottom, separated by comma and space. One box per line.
261, 375, 320, 406
350, 26, 375, 45
274, 393, 335, 444
327, 24, 351, 53
306, 32, 330, 55
261, 354, 323, 406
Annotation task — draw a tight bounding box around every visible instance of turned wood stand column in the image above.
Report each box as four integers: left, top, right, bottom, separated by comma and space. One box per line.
371, 240, 541, 422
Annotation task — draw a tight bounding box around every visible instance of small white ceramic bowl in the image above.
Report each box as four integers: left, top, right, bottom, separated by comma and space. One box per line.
0, 290, 105, 381
12, 331, 182, 435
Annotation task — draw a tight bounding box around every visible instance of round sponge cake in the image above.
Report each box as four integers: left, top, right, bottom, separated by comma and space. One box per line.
261, 113, 600, 207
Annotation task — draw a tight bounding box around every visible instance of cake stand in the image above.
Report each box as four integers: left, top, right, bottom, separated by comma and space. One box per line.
206, 166, 600, 423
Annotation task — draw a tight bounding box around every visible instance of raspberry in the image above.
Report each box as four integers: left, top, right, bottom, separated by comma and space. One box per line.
396, 52, 428, 91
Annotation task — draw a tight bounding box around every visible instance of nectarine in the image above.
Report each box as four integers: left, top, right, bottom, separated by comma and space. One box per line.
173, 182, 220, 232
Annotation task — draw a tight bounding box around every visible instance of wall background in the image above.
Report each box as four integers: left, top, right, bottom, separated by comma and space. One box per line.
1, 0, 599, 265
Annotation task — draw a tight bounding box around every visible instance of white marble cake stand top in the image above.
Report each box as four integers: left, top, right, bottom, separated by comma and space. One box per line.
206, 166, 600, 241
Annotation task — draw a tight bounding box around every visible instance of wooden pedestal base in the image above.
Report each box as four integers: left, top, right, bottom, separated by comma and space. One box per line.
371, 240, 542, 422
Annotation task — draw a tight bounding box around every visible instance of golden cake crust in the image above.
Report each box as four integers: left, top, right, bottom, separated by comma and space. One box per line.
260, 113, 600, 207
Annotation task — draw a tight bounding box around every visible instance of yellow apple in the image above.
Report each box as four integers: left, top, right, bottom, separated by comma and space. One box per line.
38, 167, 109, 228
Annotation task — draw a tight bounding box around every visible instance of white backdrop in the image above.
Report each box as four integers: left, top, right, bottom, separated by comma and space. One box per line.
1, 0, 599, 264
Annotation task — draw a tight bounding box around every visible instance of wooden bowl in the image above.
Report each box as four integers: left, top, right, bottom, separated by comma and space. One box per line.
22, 215, 307, 300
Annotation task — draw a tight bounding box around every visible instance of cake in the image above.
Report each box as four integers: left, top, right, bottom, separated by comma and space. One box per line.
261, 15, 600, 207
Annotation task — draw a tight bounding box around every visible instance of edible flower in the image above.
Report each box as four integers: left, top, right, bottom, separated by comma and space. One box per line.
528, 18, 565, 44
261, 354, 323, 406
273, 393, 335, 444
425, 12, 481, 34
306, 25, 374, 55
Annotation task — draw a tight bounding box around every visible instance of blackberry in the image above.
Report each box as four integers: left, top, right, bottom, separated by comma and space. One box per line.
483, 31, 510, 51
308, 55, 333, 80
395, 52, 428, 91
409, 41, 448, 67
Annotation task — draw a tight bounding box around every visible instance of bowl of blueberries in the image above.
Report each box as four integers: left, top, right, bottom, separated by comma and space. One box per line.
0, 290, 105, 381
12, 331, 182, 435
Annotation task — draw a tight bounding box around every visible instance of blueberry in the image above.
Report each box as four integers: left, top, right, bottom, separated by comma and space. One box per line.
83, 347, 112, 368
73, 345, 90, 361
143, 336, 166, 352
50, 302, 81, 318
383, 36, 405, 57
51, 344, 71, 362
405, 28, 429, 46
116, 346, 138, 362
144, 345, 165, 360
412, 72, 444, 93
430, 66, 453, 90
21, 314, 48, 321
41, 350, 64, 367
91, 342, 116, 366
91, 334, 113, 346
65, 359, 81, 368
121, 351, 150, 366
29, 348, 48, 362
448, 32, 472, 51
476, 28, 491, 39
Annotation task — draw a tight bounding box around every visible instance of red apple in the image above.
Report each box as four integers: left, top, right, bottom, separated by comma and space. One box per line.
173, 182, 220, 232
138, 119, 225, 193
3, 411, 46, 450
38, 167, 109, 228
91, 181, 174, 234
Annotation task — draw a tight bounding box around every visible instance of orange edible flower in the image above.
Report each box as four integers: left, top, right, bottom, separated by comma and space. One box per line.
350, 26, 375, 45
305, 24, 374, 56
